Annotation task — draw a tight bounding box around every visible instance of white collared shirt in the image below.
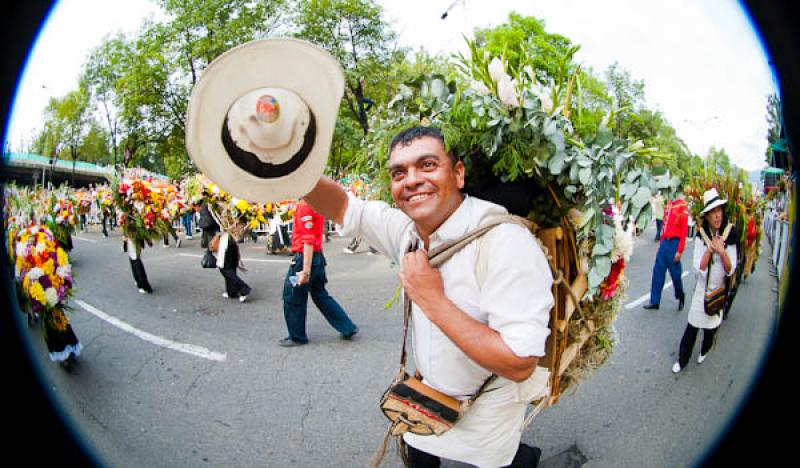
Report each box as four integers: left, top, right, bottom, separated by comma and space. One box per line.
339, 193, 553, 397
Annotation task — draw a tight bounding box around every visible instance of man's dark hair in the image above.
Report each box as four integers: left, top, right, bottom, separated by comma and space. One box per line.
389, 126, 458, 165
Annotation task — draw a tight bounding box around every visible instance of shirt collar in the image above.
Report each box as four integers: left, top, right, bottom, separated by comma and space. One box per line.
424, 195, 473, 247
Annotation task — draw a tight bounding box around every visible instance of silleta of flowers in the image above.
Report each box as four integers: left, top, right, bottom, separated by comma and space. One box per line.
14, 225, 74, 329
186, 174, 267, 236
356, 39, 661, 402
113, 176, 173, 249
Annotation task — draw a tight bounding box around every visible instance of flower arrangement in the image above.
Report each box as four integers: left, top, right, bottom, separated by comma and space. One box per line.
14, 225, 74, 330
113, 176, 173, 249
95, 185, 114, 216
354, 38, 661, 401
40, 188, 79, 250
186, 174, 267, 237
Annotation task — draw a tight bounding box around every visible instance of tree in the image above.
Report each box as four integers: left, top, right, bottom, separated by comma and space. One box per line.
294, 0, 402, 135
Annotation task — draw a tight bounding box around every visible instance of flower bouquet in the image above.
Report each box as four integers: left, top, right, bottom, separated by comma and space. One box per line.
356, 39, 660, 405
192, 174, 266, 239
113, 176, 173, 251
95, 185, 115, 217
13, 225, 82, 363
40, 188, 79, 251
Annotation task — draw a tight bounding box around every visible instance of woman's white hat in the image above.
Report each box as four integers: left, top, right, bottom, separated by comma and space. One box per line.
185, 38, 345, 203
700, 187, 727, 215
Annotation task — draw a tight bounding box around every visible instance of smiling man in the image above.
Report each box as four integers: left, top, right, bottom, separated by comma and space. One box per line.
305, 126, 552, 467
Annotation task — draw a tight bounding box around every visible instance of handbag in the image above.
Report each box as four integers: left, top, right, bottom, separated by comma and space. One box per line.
700, 224, 732, 316
201, 250, 217, 268
208, 233, 221, 253
378, 290, 497, 437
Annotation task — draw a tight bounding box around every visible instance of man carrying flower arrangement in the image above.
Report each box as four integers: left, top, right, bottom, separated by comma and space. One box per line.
14, 226, 81, 370
304, 127, 551, 467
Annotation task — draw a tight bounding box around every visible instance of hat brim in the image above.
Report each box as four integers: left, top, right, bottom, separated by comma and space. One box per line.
700, 199, 727, 215
185, 38, 344, 203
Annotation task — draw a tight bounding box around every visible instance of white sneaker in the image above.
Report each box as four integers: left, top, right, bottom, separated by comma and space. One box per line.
672, 362, 682, 374
239, 295, 248, 303
343, 247, 355, 254
697, 353, 707, 364
186, 235, 193, 240
222, 293, 230, 299
176, 238, 182, 248
138, 288, 147, 294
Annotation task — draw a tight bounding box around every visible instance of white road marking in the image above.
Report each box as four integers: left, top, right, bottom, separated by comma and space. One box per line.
74, 298, 226, 362
624, 271, 691, 310
178, 253, 290, 263
73, 236, 97, 243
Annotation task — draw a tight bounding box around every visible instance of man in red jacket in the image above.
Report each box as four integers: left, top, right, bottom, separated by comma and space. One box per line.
279, 200, 359, 347
644, 193, 688, 310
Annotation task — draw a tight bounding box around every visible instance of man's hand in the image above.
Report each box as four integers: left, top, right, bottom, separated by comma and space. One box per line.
399, 250, 447, 322
296, 270, 310, 286
674, 251, 682, 263
711, 235, 725, 255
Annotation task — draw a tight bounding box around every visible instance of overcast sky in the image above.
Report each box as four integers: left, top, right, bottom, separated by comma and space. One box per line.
5, 0, 778, 171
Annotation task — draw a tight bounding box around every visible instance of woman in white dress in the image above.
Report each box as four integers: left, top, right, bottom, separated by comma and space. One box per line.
673, 188, 738, 373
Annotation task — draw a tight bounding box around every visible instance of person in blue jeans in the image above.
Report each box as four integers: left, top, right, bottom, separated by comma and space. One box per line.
644, 196, 689, 310
280, 200, 358, 347
181, 208, 194, 239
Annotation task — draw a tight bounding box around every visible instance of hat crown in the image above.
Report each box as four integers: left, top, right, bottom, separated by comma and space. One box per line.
227, 88, 310, 165
703, 188, 720, 206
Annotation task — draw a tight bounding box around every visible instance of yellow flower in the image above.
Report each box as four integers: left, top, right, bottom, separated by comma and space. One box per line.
22, 275, 30, 291
42, 258, 55, 276
49, 308, 69, 332
29, 281, 46, 305
235, 199, 251, 212
57, 247, 69, 266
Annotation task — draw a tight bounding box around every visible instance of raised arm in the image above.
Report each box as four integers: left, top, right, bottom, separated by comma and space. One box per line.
303, 176, 349, 226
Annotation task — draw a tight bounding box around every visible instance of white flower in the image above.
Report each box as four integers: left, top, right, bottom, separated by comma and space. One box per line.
15, 242, 26, 259
45, 287, 59, 307
28, 267, 44, 281
488, 57, 506, 82
35, 241, 48, 255
524, 65, 535, 82
531, 84, 553, 114
211, 185, 220, 195
469, 80, 491, 96
134, 201, 145, 213
56, 265, 71, 277
497, 75, 519, 108
611, 217, 634, 263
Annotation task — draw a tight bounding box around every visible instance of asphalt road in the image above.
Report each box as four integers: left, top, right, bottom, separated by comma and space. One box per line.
19, 223, 778, 468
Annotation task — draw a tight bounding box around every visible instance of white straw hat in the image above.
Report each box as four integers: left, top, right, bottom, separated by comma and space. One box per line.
185, 38, 345, 202
700, 187, 727, 215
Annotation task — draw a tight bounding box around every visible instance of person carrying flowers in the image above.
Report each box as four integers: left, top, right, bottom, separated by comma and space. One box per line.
14, 225, 81, 370
304, 127, 551, 467
672, 188, 738, 373
114, 176, 172, 294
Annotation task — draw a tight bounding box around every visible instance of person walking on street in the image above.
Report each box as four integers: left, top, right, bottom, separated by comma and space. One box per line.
217, 226, 251, 303
673, 188, 738, 373
279, 199, 358, 347
198, 203, 220, 249
303, 126, 550, 467
181, 206, 195, 240
652, 191, 665, 241
644, 192, 689, 311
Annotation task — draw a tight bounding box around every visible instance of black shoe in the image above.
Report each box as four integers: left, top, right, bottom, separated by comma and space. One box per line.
678, 293, 685, 311
511, 443, 542, 467
342, 328, 359, 340
643, 303, 659, 310
278, 337, 306, 348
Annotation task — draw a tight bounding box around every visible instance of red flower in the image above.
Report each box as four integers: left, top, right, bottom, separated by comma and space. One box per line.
601, 259, 625, 300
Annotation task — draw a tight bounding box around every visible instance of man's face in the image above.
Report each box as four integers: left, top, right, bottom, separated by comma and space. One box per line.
389, 136, 465, 237
706, 206, 724, 230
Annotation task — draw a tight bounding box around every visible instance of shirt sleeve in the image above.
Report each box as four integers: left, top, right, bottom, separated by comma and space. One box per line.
677, 205, 689, 253
338, 193, 412, 263
725, 243, 738, 277
480, 224, 553, 358
295, 204, 317, 246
